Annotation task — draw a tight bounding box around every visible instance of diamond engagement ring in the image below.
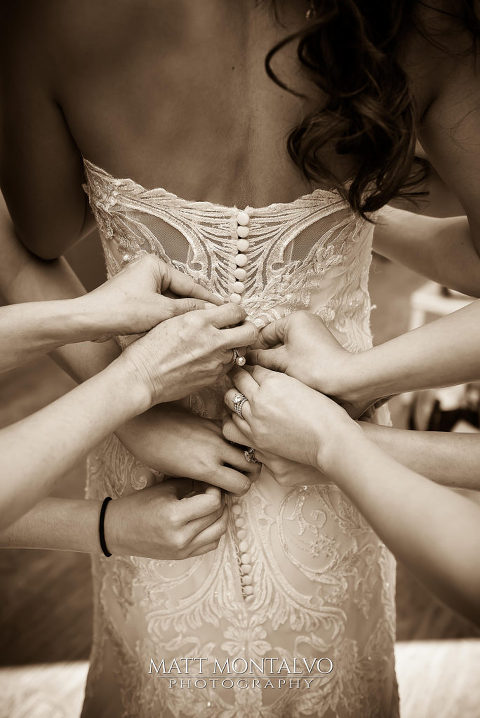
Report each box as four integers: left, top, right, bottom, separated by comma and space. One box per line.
233, 393, 248, 419
244, 447, 260, 464
232, 348, 246, 367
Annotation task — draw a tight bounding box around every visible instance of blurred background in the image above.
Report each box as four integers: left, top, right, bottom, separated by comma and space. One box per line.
0, 160, 479, 717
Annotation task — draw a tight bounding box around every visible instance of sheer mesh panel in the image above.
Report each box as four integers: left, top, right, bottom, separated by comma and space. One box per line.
129, 210, 192, 263
287, 205, 353, 261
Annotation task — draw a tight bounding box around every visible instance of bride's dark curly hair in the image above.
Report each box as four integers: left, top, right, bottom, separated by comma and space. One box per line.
267, 1, 480, 217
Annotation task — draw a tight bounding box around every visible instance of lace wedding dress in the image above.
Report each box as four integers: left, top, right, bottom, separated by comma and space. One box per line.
81, 159, 398, 718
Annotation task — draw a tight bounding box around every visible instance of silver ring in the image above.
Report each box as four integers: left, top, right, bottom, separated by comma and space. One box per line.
232, 348, 246, 367
244, 447, 260, 464
233, 393, 248, 419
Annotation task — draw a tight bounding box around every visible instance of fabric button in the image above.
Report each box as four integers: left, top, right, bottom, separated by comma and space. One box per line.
243, 585, 254, 596
235, 254, 248, 267
236, 211, 250, 226
237, 225, 250, 238
234, 267, 247, 281
233, 281, 245, 294
245, 594, 254, 603
231, 504, 242, 516
240, 552, 251, 564
241, 564, 252, 574
234, 517, 245, 528
238, 540, 248, 553
241, 574, 252, 585
230, 293, 242, 304
236, 239, 249, 252
237, 529, 247, 540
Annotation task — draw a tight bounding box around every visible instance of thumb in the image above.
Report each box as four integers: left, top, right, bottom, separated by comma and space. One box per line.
258, 317, 287, 348
246, 347, 286, 372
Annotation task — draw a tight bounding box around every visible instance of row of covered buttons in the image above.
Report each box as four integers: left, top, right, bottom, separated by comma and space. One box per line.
230, 210, 250, 304
231, 501, 253, 601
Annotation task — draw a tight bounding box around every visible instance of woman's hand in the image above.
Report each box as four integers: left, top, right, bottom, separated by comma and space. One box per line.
105, 479, 227, 559
224, 366, 360, 473
78, 254, 222, 339
118, 302, 258, 406
223, 418, 327, 487
248, 311, 374, 418
116, 405, 259, 495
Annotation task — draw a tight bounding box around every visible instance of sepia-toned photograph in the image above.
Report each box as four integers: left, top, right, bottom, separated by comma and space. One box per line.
0, 1, 479, 717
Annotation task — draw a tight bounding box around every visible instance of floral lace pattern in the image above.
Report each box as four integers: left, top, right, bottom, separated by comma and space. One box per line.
81, 159, 398, 718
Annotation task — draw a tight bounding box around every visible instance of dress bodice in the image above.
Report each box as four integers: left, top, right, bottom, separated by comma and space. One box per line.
82, 158, 398, 718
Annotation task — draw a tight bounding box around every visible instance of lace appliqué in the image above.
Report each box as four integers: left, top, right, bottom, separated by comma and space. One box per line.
82, 158, 397, 718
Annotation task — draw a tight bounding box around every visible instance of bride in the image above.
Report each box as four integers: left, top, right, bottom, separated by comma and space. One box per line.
2, 1, 480, 716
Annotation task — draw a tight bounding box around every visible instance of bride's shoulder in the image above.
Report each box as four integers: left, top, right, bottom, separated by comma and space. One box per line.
400, 0, 478, 120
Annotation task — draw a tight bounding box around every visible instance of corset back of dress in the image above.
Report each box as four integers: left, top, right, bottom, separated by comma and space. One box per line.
82, 159, 398, 718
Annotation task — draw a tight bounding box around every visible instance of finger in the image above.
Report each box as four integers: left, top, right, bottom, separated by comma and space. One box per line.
189, 541, 220, 557
177, 488, 224, 522
221, 440, 256, 472
211, 465, 252, 495
230, 368, 259, 398
203, 303, 246, 329
231, 412, 253, 439
250, 365, 278, 383
162, 265, 223, 306
224, 388, 252, 420
188, 511, 229, 550
185, 504, 226, 540
222, 418, 250, 447
258, 317, 288, 348
220, 322, 258, 349
246, 346, 286, 372
169, 297, 216, 315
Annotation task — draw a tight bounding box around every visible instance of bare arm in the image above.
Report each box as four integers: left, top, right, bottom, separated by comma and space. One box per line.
338, 300, 480, 409
0, 356, 146, 528
360, 423, 480, 490
0, 192, 119, 380
0, 484, 228, 562
373, 208, 480, 297
328, 429, 480, 626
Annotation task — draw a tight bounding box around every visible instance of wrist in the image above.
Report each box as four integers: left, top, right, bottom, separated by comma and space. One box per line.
316, 416, 365, 477
103, 497, 131, 556
328, 350, 382, 415
72, 294, 116, 341
102, 355, 153, 417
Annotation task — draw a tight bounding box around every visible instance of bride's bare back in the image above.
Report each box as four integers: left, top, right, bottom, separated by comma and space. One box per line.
3, 0, 474, 260
1, 0, 327, 243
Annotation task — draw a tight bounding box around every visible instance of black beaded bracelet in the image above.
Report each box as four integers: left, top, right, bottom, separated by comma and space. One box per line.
99, 496, 113, 557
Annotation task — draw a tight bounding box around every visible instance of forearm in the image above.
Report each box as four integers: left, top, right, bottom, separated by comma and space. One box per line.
341, 300, 480, 407
373, 206, 480, 297
0, 498, 102, 553
0, 200, 117, 381
6, 250, 119, 382
0, 296, 115, 373
323, 429, 480, 623
0, 358, 148, 529
360, 423, 480, 490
